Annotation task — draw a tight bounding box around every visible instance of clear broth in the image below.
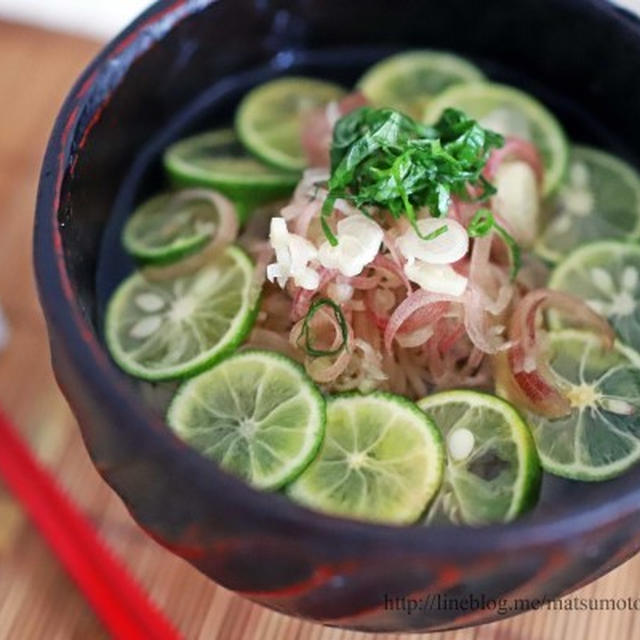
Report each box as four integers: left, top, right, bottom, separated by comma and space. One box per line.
95, 46, 639, 522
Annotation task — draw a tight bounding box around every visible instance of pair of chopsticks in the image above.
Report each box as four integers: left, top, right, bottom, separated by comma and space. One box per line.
0, 409, 181, 639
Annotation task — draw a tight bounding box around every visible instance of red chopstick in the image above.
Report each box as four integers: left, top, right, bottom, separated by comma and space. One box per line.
0, 409, 181, 639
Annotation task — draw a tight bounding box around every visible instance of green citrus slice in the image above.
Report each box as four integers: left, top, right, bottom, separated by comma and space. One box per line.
356, 50, 485, 119
122, 190, 223, 264
535, 146, 640, 263
163, 129, 299, 220
105, 245, 258, 380
418, 390, 541, 526
524, 330, 640, 481
549, 242, 640, 352
287, 392, 445, 525
167, 350, 325, 490
423, 81, 569, 196
235, 77, 346, 171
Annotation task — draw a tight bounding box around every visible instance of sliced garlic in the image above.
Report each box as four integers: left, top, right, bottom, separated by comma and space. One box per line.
404, 261, 468, 296
267, 217, 320, 290
396, 218, 468, 265
318, 215, 383, 277
492, 160, 540, 248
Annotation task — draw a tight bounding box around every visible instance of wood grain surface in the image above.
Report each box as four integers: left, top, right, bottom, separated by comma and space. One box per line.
0, 20, 638, 640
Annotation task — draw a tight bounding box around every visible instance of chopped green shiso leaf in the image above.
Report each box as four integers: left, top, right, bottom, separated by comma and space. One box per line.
322, 107, 505, 245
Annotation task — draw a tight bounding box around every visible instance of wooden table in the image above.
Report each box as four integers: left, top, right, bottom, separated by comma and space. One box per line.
0, 20, 638, 640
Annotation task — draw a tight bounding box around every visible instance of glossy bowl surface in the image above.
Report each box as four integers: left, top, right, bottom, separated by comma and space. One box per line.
35, 0, 640, 631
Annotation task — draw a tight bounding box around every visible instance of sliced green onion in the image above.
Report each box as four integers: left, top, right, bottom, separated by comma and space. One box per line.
467, 208, 495, 237
494, 224, 521, 280
320, 195, 339, 246
472, 175, 498, 201
321, 216, 339, 246
300, 298, 348, 357
422, 224, 449, 241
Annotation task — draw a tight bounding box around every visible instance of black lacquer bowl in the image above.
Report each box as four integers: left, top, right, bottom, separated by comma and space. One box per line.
34, 0, 640, 632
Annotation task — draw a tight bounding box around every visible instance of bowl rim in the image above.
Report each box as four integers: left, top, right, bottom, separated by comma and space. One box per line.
33, 0, 640, 557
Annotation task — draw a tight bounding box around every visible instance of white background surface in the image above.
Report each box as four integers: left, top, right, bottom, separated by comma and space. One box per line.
0, 0, 638, 41
0, 0, 154, 40
617, 0, 640, 13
